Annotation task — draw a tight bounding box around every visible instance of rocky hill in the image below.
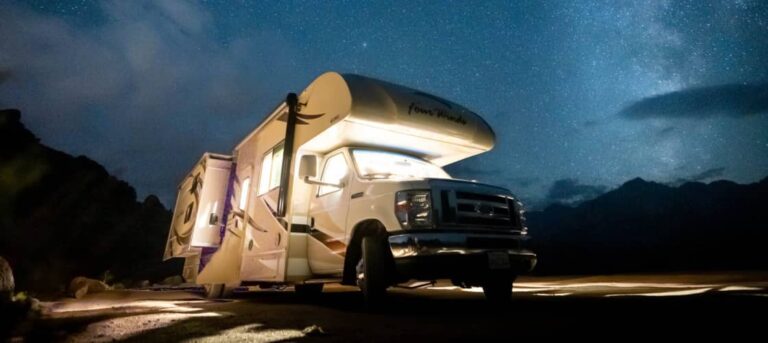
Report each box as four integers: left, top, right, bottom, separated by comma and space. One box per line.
0, 109, 181, 293
527, 176, 768, 274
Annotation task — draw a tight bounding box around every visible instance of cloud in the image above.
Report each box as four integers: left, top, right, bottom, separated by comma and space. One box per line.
620, 84, 768, 119
545, 178, 607, 206
652, 126, 677, 142
688, 167, 726, 182
0, 1, 301, 204
671, 167, 727, 185
657, 126, 675, 136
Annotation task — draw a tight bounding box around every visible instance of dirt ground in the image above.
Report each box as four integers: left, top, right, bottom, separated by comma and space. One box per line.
17, 271, 768, 341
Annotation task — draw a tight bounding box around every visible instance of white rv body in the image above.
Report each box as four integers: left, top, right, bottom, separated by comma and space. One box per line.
165, 72, 536, 299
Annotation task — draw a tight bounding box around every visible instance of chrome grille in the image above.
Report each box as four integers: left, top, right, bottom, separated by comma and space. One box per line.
439, 190, 521, 229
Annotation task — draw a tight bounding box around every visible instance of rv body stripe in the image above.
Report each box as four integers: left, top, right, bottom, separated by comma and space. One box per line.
310, 229, 347, 256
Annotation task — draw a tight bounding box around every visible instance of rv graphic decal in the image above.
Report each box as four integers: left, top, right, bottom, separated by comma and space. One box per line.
407, 90, 471, 125
407, 102, 468, 125
310, 229, 347, 256
173, 172, 202, 247
277, 111, 325, 125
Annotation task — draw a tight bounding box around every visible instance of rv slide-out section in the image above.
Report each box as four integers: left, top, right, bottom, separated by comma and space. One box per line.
164, 153, 233, 282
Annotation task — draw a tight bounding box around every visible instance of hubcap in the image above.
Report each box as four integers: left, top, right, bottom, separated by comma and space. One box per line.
356, 259, 365, 286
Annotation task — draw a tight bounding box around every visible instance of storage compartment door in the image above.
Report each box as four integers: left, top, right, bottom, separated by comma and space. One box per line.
189, 161, 232, 248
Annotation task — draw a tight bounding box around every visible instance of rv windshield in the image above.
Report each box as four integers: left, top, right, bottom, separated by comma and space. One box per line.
352, 149, 450, 180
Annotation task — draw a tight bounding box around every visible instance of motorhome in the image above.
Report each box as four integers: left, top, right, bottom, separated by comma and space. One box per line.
164, 72, 537, 303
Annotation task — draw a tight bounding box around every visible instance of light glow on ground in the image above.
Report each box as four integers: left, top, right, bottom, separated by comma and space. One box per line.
66, 308, 225, 342
605, 288, 714, 297
428, 279, 765, 298
193, 324, 307, 343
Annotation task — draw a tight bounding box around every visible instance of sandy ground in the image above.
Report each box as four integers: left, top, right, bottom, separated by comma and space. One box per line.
19, 271, 768, 341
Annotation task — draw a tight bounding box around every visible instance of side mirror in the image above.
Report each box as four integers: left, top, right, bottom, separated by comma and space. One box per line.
299, 155, 317, 179
303, 176, 344, 188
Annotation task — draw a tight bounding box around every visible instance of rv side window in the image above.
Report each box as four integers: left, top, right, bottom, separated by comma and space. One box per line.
270, 144, 284, 189
239, 177, 250, 210
258, 142, 285, 195
318, 153, 348, 196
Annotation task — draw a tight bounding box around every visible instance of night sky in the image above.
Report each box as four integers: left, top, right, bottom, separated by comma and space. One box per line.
1, 0, 767, 208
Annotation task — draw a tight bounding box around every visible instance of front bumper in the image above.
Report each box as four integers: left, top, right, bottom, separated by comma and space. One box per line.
387, 230, 537, 281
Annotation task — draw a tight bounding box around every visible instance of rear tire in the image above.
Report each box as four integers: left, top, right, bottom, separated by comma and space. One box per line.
356, 236, 390, 306
294, 283, 324, 296
204, 283, 234, 299
482, 276, 513, 304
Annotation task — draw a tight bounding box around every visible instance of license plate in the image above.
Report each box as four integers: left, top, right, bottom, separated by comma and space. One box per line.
488, 252, 510, 270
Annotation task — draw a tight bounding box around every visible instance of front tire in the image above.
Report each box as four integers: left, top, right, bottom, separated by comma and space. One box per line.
482, 276, 514, 304
356, 236, 390, 306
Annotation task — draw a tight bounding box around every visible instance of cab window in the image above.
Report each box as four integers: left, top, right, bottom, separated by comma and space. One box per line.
318, 153, 348, 196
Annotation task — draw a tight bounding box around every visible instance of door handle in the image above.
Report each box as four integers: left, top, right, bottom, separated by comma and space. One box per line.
351, 192, 364, 199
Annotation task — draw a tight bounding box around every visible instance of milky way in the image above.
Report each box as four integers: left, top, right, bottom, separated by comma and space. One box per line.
1, 0, 766, 207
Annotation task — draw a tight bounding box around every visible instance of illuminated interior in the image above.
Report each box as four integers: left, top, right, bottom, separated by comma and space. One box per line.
352, 149, 451, 180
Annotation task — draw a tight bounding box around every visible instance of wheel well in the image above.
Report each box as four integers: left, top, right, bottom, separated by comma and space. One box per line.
342, 219, 387, 285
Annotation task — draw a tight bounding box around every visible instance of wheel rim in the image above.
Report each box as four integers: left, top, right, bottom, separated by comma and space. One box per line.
356, 258, 366, 288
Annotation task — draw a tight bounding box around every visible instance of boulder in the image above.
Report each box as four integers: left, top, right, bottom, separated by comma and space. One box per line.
0, 256, 14, 300
68, 277, 110, 299
302, 325, 327, 336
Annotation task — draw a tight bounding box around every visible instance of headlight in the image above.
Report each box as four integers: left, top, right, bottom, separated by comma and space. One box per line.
395, 190, 432, 229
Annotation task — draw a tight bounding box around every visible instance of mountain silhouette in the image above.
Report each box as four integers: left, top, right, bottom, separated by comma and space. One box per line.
0, 109, 181, 293
527, 176, 768, 274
